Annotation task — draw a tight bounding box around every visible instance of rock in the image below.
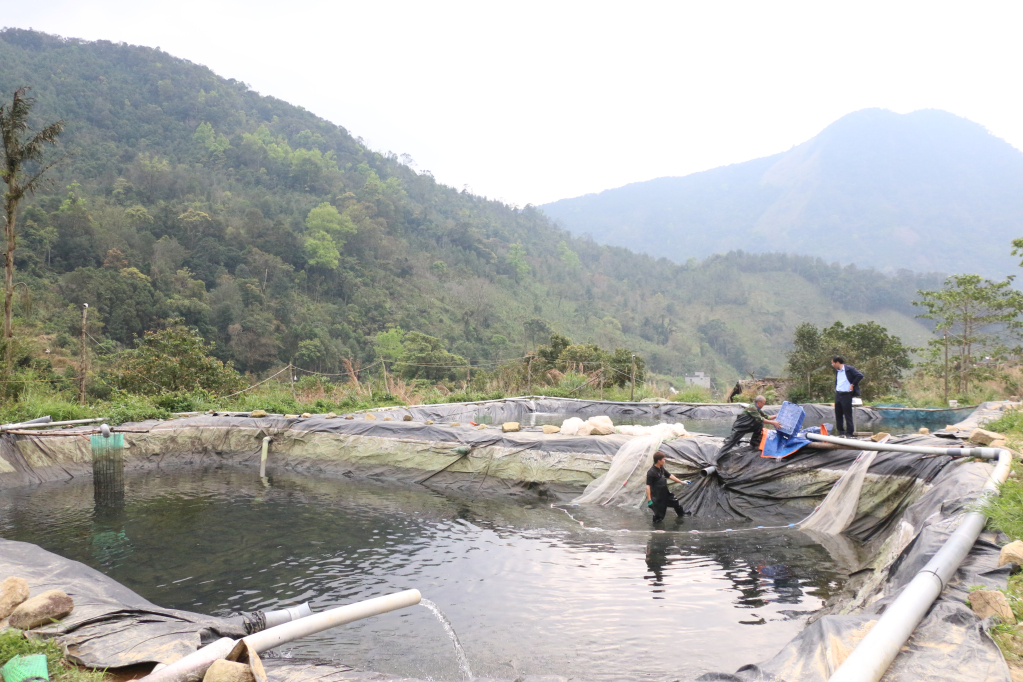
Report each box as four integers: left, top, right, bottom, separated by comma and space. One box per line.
344, 414, 354, 420
870, 432, 891, 442
478, 424, 488, 430
971, 428, 1004, 445
450, 422, 461, 427
325, 412, 337, 419
203, 659, 255, 682
970, 590, 1015, 623
999, 540, 1023, 567
301, 413, 311, 419
542, 425, 561, 434
502, 422, 521, 433
918, 427, 930, 435
249, 410, 267, 418
8, 589, 74, 629
991, 439, 1008, 450
365, 413, 377, 421
403, 415, 413, 421
0, 576, 30, 619
590, 423, 615, 435
576, 423, 595, 436
284, 414, 299, 419
425, 420, 434, 425
383, 416, 393, 421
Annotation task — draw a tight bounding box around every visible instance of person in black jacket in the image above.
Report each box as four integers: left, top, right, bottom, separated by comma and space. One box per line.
831, 356, 865, 437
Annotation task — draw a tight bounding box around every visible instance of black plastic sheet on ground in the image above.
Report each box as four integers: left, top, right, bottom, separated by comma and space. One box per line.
0, 539, 249, 668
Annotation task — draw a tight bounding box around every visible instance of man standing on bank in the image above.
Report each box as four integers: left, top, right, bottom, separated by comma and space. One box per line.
646, 452, 687, 523
832, 356, 864, 437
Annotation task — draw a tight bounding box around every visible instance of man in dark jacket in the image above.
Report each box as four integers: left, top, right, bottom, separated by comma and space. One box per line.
718, 395, 781, 456
831, 356, 865, 437
645, 452, 687, 523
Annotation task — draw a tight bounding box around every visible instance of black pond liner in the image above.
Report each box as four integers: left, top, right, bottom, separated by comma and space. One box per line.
0, 402, 1014, 682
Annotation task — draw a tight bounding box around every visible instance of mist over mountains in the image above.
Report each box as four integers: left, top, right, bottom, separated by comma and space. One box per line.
543, 109, 1023, 280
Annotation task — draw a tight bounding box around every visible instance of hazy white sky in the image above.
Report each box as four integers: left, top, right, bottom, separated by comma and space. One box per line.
5, 1, 1023, 206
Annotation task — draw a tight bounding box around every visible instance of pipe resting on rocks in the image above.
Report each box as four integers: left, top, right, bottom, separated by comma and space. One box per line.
802, 433, 1013, 682
142, 589, 422, 682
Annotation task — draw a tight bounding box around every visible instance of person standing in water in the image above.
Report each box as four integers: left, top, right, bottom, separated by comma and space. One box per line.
646, 452, 687, 523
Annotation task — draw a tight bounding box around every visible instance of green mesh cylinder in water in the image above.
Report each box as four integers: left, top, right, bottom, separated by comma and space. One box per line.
91, 433, 125, 508
1, 654, 49, 682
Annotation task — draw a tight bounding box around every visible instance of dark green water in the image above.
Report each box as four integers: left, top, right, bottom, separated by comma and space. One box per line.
0, 467, 855, 681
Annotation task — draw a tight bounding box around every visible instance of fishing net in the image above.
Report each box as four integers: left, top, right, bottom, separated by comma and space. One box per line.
571, 423, 676, 506
798, 450, 878, 534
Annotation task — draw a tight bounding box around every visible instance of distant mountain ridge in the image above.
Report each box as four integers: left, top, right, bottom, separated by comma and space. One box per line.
542, 109, 1023, 279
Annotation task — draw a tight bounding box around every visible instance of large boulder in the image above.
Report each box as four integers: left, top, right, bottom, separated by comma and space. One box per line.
8, 589, 74, 629
999, 540, 1023, 567
971, 428, 1005, 445
542, 425, 561, 434
502, 422, 521, 433
970, 590, 1015, 623
203, 660, 255, 682
0, 576, 30, 619
249, 410, 267, 418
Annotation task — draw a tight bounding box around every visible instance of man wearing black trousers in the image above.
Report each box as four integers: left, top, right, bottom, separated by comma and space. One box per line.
831, 356, 864, 437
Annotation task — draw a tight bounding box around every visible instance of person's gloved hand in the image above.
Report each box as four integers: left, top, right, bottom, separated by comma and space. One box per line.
647, 500, 653, 507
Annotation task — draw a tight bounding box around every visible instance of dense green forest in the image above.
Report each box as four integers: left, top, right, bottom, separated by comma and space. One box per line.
544, 108, 1023, 280
0, 29, 944, 391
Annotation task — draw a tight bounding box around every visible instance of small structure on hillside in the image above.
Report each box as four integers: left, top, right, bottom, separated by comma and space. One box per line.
684, 372, 712, 389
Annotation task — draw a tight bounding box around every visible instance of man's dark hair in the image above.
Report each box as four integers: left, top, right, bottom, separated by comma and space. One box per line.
653, 452, 666, 463
832, 356, 845, 365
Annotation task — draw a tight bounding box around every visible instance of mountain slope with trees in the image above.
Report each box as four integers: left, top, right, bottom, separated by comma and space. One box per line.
0, 29, 943, 390
542, 108, 1023, 279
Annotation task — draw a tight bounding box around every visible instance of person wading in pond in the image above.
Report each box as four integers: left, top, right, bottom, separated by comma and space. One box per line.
646, 452, 687, 523
718, 395, 781, 456
831, 356, 864, 437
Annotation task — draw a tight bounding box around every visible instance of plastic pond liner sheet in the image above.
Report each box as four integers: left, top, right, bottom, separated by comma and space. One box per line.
0, 399, 1016, 681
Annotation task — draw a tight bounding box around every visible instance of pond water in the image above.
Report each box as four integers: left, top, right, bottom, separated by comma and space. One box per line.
0, 468, 856, 681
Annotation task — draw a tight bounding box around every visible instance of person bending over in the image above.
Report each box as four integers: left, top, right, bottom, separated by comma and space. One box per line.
718, 395, 781, 456
646, 452, 686, 523
831, 356, 864, 437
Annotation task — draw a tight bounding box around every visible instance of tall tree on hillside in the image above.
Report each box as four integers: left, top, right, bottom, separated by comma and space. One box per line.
915, 274, 1023, 396
0, 87, 65, 373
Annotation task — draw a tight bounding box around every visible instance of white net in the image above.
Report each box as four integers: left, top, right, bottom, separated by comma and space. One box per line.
798, 450, 878, 534
572, 423, 676, 507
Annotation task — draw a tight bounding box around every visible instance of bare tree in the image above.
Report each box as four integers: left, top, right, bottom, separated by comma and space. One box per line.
0, 87, 65, 373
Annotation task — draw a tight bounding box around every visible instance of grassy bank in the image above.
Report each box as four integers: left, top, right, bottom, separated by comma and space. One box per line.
975, 409, 1023, 668
0, 629, 107, 682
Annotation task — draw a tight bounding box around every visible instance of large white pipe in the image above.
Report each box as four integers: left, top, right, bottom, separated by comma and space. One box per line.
807, 433, 1013, 682
245, 589, 421, 653
142, 590, 421, 682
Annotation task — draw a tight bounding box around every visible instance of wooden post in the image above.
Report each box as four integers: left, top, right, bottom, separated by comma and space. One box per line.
943, 329, 949, 404
79, 303, 89, 405
381, 357, 389, 395
290, 362, 296, 401
600, 365, 604, 401
527, 356, 532, 393
466, 358, 471, 388
630, 354, 636, 402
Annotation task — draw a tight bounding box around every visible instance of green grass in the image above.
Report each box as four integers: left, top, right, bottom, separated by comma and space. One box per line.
0, 629, 107, 682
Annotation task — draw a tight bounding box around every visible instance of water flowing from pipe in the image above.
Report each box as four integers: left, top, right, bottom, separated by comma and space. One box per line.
419, 598, 473, 680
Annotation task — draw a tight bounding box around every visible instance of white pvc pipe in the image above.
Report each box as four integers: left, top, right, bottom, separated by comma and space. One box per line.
809, 433, 1013, 682
1, 417, 106, 431
142, 590, 421, 682
262, 602, 312, 628
244, 589, 421, 653
259, 437, 270, 478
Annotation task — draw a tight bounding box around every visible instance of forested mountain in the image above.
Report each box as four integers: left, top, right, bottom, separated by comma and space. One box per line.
0, 29, 943, 384
542, 108, 1023, 279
